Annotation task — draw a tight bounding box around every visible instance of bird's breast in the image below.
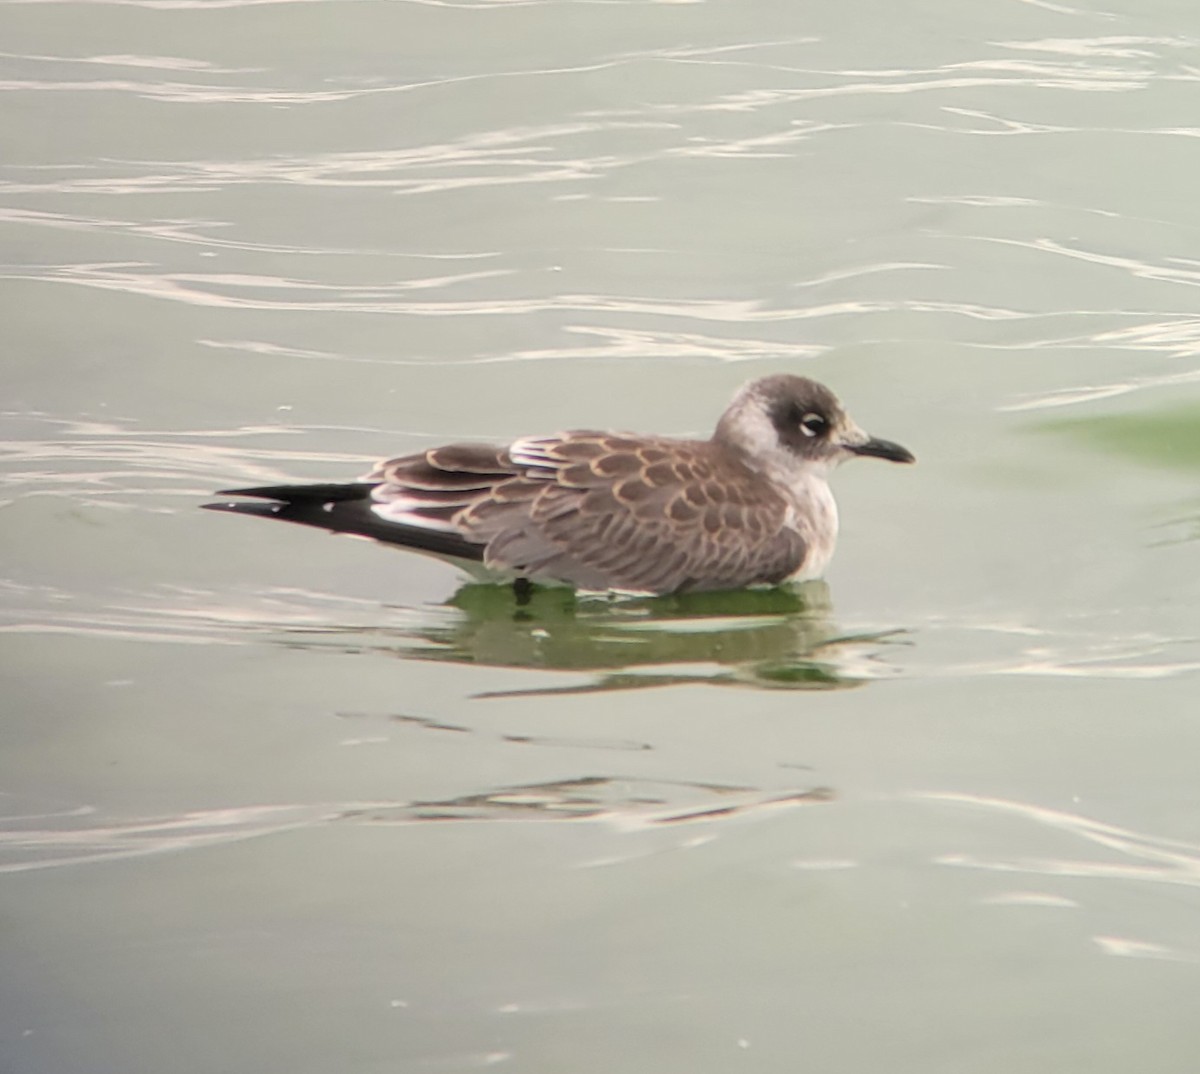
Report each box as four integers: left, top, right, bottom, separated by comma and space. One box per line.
782, 474, 838, 581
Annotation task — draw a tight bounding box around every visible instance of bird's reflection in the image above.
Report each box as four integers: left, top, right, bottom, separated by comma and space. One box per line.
285, 580, 906, 695
344, 775, 834, 826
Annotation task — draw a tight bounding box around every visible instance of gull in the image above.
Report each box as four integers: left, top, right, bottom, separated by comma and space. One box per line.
204, 374, 914, 595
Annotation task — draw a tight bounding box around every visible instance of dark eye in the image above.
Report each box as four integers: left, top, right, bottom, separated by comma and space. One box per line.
799, 412, 827, 438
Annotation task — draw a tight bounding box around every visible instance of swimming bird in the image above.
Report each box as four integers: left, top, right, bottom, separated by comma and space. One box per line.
204, 374, 914, 595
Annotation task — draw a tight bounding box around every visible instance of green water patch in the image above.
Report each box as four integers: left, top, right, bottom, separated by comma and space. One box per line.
1031, 403, 1200, 471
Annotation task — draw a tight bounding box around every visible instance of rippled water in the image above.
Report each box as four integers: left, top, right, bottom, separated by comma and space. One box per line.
5, 1, 1200, 1071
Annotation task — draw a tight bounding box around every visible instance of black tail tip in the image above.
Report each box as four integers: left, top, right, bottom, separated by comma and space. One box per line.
201, 500, 284, 517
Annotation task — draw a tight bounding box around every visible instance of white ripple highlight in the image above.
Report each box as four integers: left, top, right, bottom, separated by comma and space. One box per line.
922, 791, 1200, 891
0, 207, 501, 260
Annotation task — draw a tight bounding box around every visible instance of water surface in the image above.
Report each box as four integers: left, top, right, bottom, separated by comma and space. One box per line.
4, 0, 1200, 1071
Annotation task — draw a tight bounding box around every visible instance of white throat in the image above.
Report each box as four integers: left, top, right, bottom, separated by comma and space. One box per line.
783, 468, 839, 580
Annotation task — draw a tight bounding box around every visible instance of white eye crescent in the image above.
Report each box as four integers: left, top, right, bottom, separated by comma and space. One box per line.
800, 413, 827, 438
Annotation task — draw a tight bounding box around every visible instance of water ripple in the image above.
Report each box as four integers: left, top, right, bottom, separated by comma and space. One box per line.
1, 263, 516, 309
1, 424, 377, 496
0, 778, 829, 875
0, 261, 1038, 326
0, 49, 254, 74
198, 325, 837, 367
0, 117, 683, 199
978, 236, 1200, 288
1002, 364, 1200, 411
0, 207, 500, 259
0, 799, 331, 875
9, 0, 548, 7
924, 791, 1200, 889
900, 614, 1200, 683
996, 35, 1197, 60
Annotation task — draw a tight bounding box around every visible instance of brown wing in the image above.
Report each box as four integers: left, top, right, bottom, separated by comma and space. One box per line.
426, 433, 809, 594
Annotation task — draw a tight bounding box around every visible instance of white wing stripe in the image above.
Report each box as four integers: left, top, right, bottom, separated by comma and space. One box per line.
371, 502, 459, 532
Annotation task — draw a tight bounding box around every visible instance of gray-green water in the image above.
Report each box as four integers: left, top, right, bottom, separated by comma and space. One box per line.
5, 1, 1200, 1071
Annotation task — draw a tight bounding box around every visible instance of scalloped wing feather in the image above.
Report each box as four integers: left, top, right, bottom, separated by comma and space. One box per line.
365, 433, 809, 594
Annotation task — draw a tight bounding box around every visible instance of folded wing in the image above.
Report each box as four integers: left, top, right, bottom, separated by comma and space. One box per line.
370, 433, 808, 593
